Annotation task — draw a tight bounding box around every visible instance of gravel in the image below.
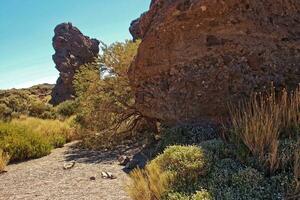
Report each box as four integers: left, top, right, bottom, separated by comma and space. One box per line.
0, 142, 131, 200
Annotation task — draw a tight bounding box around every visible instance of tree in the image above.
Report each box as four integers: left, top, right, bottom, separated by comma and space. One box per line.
73, 40, 148, 147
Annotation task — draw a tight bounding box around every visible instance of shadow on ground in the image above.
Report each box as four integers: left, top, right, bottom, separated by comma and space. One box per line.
63, 142, 118, 164
63, 141, 156, 173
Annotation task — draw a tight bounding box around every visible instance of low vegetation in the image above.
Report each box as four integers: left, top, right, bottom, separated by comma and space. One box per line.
0, 149, 9, 172
0, 117, 74, 163
73, 40, 151, 149
127, 85, 300, 200
229, 86, 300, 174
126, 163, 173, 200
1, 38, 299, 200
0, 84, 55, 121
0, 84, 76, 164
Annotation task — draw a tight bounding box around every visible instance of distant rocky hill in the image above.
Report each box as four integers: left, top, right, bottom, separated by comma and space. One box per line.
129, 0, 300, 125
50, 23, 100, 105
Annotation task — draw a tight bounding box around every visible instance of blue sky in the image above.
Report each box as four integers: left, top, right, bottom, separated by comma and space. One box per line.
0, 0, 149, 89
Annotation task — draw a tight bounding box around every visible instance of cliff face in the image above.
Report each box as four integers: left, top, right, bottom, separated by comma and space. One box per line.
129, 0, 300, 124
50, 23, 99, 105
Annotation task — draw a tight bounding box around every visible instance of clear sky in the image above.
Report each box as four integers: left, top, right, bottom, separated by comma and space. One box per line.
0, 0, 149, 89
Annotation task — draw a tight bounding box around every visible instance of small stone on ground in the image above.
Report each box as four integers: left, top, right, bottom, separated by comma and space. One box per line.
0, 142, 130, 200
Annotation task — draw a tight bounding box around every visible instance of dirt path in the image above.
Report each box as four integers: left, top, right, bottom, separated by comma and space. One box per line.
0, 142, 132, 200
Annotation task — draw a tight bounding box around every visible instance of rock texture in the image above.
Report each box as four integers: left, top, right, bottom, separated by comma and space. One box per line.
129, 0, 300, 124
50, 23, 99, 105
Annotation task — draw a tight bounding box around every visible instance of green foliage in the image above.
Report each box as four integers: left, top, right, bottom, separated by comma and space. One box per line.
0, 89, 31, 118
73, 61, 100, 99
157, 125, 218, 152
0, 103, 13, 121
29, 100, 54, 119
55, 100, 77, 117
154, 145, 212, 192
205, 161, 291, 200
278, 139, 298, 170
192, 190, 213, 200
198, 139, 235, 160
164, 190, 213, 200
127, 136, 295, 200
0, 122, 51, 162
164, 192, 190, 200
0, 117, 74, 162
73, 40, 145, 149
0, 85, 56, 121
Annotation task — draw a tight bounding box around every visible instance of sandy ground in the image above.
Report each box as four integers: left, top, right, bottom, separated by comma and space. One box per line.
0, 142, 132, 200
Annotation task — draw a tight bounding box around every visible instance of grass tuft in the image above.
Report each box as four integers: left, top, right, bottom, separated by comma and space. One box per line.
0, 117, 75, 162
0, 149, 9, 172
229, 85, 300, 174
126, 163, 172, 200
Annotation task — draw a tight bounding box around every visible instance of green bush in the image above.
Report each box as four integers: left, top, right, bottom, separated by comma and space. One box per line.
0, 103, 13, 121
192, 190, 213, 200
199, 139, 235, 160
154, 145, 212, 192
56, 100, 77, 117
0, 122, 51, 162
11, 117, 75, 148
127, 140, 294, 200
0, 87, 55, 121
163, 190, 213, 200
278, 139, 298, 170
0, 117, 74, 162
202, 158, 291, 200
158, 125, 218, 152
163, 192, 190, 200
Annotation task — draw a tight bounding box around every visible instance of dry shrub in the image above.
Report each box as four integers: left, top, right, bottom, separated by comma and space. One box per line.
280, 87, 300, 137
126, 163, 172, 200
0, 149, 9, 172
230, 87, 281, 173
0, 117, 76, 162
230, 85, 300, 174
11, 117, 76, 147
293, 141, 300, 195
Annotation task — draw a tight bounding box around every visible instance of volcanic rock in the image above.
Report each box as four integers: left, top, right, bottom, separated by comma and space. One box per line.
129, 0, 300, 125
50, 22, 99, 105
118, 155, 130, 166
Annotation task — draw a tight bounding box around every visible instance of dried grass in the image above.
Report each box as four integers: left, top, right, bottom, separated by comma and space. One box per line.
126, 163, 172, 200
294, 141, 300, 194
229, 85, 300, 174
0, 149, 9, 172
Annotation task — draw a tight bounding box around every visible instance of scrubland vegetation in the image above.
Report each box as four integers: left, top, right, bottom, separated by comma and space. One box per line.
1, 39, 299, 200
73, 40, 151, 149
126, 86, 300, 200
0, 84, 75, 171
0, 40, 143, 169
0, 117, 74, 163
0, 149, 9, 172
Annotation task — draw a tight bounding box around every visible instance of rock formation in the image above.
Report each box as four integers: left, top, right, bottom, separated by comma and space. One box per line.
129, 0, 300, 125
50, 23, 99, 105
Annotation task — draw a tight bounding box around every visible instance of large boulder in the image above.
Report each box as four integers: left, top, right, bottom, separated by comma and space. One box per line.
129, 0, 300, 125
50, 23, 99, 105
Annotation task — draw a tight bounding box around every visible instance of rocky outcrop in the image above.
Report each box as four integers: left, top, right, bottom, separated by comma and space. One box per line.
50, 23, 99, 105
129, 0, 300, 125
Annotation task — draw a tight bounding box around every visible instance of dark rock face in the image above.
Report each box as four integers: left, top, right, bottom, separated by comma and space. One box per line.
50, 23, 99, 105
129, 0, 300, 125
